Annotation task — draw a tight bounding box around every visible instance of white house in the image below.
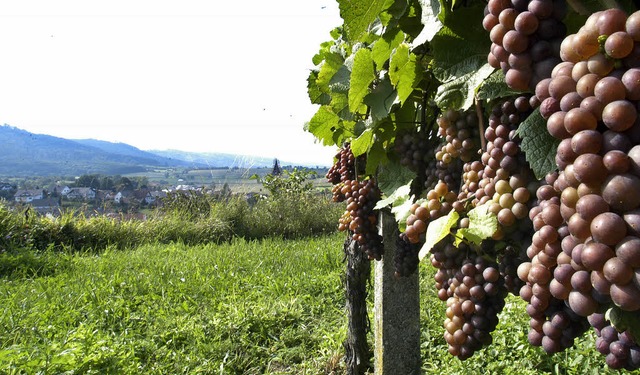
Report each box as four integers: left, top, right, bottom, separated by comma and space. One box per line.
14, 189, 44, 203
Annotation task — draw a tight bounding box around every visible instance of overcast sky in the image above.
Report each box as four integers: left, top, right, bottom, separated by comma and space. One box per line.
0, 1, 342, 165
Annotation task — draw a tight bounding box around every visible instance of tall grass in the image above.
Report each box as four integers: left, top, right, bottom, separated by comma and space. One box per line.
0, 193, 343, 255
0, 235, 347, 374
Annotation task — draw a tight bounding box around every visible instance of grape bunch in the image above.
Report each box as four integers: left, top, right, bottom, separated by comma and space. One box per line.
459, 97, 537, 237
589, 313, 640, 370
517, 174, 592, 353
517, 12, 640, 364
337, 178, 384, 260
483, 0, 568, 91
394, 233, 421, 277
395, 126, 437, 173
327, 144, 359, 203
431, 241, 507, 360
435, 109, 481, 165
404, 181, 456, 244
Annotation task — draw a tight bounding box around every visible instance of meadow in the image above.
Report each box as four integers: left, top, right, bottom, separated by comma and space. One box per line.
0, 172, 638, 374
2, 234, 638, 374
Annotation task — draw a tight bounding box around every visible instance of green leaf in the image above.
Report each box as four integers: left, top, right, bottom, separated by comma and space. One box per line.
419, 209, 459, 261
329, 65, 351, 93
429, 4, 491, 110
316, 52, 344, 93
435, 63, 494, 110
330, 92, 355, 121
307, 70, 331, 105
306, 106, 341, 146
455, 204, 497, 246
377, 160, 416, 197
364, 75, 398, 121
349, 48, 376, 113
413, 0, 444, 45
606, 306, 640, 341
365, 140, 388, 176
516, 108, 559, 179
476, 69, 525, 103
389, 43, 422, 105
372, 28, 405, 70
376, 181, 412, 209
339, 0, 389, 42
351, 128, 375, 157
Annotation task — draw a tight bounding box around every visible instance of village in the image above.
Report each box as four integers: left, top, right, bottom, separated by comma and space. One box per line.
0, 180, 239, 217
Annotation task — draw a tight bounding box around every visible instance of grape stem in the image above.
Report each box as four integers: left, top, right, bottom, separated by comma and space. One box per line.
474, 96, 486, 151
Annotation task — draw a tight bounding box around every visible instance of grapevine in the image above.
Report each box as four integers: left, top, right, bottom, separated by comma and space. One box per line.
307, 0, 640, 369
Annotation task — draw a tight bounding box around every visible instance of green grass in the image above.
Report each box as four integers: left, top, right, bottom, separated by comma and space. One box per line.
2, 234, 639, 374
0, 234, 347, 374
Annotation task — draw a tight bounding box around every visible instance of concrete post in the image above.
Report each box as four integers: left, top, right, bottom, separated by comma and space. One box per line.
374, 210, 421, 375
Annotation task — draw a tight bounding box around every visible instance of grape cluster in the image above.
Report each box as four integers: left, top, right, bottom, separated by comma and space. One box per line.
327, 144, 384, 260
404, 181, 456, 244
498, 244, 527, 295
431, 241, 507, 360
395, 126, 436, 173
435, 109, 480, 165
458, 97, 537, 238
516, 12, 640, 363
589, 313, 640, 370
394, 233, 421, 277
337, 178, 384, 260
483, 0, 568, 91
517, 174, 592, 353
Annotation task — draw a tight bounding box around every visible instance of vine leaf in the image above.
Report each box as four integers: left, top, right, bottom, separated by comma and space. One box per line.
476, 69, 525, 103
316, 52, 344, 93
372, 29, 405, 70
307, 71, 331, 105
605, 306, 640, 341
338, 0, 388, 42
364, 75, 397, 121
349, 48, 376, 113
377, 160, 416, 197
419, 209, 459, 261
454, 205, 497, 246
365, 140, 388, 176
375, 182, 414, 231
435, 63, 494, 110
413, 0, 444, 45
351, 128, 374, 157
389, 43, 423, 105
306, 106, 340, 146
516, 108, 559, 179
430, 4, 490, 110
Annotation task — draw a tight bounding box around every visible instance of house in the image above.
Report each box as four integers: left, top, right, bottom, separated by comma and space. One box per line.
0, 183, 13, 191
14, 189, 44, 203
29, 198, 61, 215
65, 187, 96, 201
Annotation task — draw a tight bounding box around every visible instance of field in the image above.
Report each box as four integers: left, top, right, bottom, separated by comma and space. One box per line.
2, 232, 638, 374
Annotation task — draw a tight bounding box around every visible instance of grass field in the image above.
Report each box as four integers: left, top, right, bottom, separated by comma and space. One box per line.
1, 233, 638, 374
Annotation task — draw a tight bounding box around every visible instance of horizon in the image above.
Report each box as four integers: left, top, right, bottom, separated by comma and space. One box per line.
0, 123, 332, 167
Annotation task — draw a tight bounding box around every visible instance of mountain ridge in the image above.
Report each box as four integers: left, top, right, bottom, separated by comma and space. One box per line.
0, 125, 316, 177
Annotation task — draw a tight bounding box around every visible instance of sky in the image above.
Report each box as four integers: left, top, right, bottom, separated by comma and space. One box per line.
0, 1, 343, 166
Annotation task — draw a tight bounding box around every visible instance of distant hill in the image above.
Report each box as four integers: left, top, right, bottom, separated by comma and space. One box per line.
148, 150, 288, 169
0, 125, 313, 177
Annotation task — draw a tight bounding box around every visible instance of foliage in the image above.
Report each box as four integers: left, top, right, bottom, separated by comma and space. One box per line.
251, 168, 317, 199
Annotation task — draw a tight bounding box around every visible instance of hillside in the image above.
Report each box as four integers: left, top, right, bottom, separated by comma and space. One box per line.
0, 125, 316, 177
0, 125, 203, 176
